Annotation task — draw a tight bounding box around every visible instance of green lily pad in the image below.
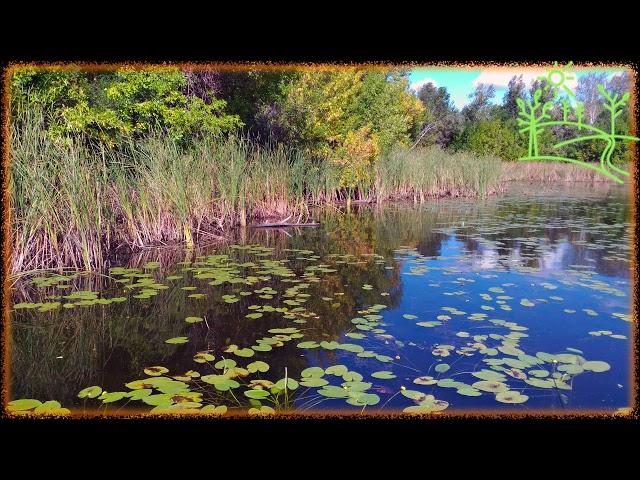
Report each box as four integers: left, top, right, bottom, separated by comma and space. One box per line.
557, 364, 584, 375
524, 377, 555, 388
434, 363, 450, 373
472, 369, 507, 382
301, 367, 325, 378
346, 392, 380, 406
456, 387, 482, 397
247, 361, 270, 373
201, 405, 228, 415
371, 371, 396, 379
401, 390, 434, 403
326, 365, 348, 376
8, 399, 43, 411
193, 352, 215, 363
244, 389, 271, 399
300, 377, 329, 387
33, 400, 63, 412
495, 391, 529, 404
201, 375, 240, 391
413, 376, 438, 385
582, 361, 611, 373
233, 348, 255, 358
472, 381, 509, 393
214, 359, 237, 370
248, 406, 275, 415
78, 386, 103, 399
274, 378, 299, 390
128, 389, 153, 400
342, 371, 363, 382
527, 369, 550, 378
101, 392, 128, 403
165, 337, 189, 344
318, 386, 350, 398
185, 316, 203, 323
144, 366, 169, 376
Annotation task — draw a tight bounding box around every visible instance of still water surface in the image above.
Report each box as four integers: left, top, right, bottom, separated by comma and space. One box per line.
10, 183, 633, 414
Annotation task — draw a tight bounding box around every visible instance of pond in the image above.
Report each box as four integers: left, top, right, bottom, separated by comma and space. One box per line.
8, 182, 633, 415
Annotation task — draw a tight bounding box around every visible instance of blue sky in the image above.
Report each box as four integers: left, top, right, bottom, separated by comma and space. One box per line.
408, 66, 628, 110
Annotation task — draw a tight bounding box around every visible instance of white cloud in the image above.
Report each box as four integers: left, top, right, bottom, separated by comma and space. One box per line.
473, 68, 578, 92
409, 77, 438, 92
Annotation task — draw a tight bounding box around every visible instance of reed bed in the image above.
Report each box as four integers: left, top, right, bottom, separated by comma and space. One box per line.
375, 145, 504, 201
500, 161, 619, 182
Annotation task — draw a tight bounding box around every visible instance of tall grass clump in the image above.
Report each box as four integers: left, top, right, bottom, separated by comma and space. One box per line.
374, 145, 504, 201
10, 106, 113, 273
500, 161, 618, 182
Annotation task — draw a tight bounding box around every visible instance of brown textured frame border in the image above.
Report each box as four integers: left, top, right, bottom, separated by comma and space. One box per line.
1, 61, 637, 421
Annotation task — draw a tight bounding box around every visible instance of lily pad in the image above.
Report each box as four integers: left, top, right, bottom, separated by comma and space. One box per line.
144, 366, 169, 376
434, 363, 450, 374
582, 361, 611, 373
495, 391, 529, 404
413, 376, 438, 385
8, 399, 43, 411
301, 367, 325, 378
274, 378, 299, 390
371, 371, 396, 379
78, 386, 103, 399
247, 361, 270, 373
472, 381, 509, 393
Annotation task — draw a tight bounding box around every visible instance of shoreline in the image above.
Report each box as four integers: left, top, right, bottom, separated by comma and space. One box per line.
9, 174, 627, 277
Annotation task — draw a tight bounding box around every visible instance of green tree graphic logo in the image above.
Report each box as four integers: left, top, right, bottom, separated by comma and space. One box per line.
516, 62, 638, 184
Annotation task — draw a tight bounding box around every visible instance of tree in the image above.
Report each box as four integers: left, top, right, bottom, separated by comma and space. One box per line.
462, 84, 496, 123
416, 82, 461, 148
466, 118, 526, 160
185, 70, 296, 137
501, 75, 526, 119
349, 70, 425, 153
12, 68, 243, 146
279, 68, 424, 156
576, 72, 609, 125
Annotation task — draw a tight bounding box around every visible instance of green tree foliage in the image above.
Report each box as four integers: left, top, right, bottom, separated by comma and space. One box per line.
462, 84, 496, 123
187, 70, 297, 136
278, 68, 424, 188
465, 119, 526, 161
350, 70, 426, 153
12, 68, 242, 146
501, 75, 527, 120
416, 82, 461, 148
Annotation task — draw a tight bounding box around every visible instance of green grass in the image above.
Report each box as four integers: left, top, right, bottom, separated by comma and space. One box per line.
10, 110, 506, 273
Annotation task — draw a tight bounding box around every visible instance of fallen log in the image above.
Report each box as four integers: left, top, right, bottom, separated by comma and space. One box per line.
250, 221, 320, 228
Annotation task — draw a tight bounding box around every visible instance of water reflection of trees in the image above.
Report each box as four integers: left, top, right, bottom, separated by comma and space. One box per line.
11, 214, 406, 405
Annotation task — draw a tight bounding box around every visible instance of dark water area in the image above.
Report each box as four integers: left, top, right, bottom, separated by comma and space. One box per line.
9, 182, 633, 414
